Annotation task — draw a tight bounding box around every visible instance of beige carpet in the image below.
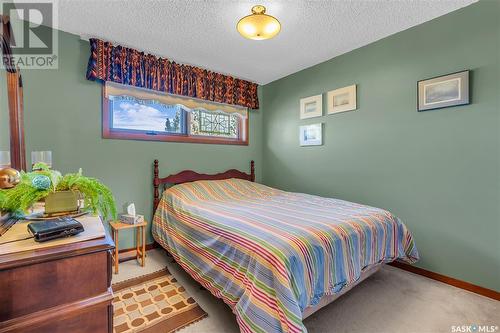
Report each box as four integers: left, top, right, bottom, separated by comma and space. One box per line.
113, 249, 499, 333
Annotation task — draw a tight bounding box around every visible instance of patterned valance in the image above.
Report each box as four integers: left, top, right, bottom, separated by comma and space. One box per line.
86, 38, 259, 109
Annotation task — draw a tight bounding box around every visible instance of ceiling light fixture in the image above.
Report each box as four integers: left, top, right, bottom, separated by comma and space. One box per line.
237, 5, 281, 41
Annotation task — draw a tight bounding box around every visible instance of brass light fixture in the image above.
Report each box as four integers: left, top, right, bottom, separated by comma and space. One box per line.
237, 5, 281, 40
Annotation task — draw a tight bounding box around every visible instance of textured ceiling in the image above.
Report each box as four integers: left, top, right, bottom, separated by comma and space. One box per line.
53, 0, 476, 84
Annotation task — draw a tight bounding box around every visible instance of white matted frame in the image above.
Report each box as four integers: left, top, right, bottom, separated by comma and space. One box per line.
299, 123, 323, 146
300, 94, 323, 119
417, 70, 469, 111
327, 84, 357, 114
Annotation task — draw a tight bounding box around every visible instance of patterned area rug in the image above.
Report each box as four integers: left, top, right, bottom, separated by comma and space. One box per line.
112, 268, 207, 333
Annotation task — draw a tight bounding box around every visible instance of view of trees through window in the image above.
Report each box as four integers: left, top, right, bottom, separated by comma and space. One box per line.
109, 96, 185, 134
109, 95, 242, 140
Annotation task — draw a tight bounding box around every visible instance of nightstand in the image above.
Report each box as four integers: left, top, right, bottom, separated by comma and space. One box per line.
109, 220, 147, 274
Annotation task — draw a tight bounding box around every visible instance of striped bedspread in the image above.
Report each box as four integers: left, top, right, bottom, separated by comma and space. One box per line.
152, 179, 418, 333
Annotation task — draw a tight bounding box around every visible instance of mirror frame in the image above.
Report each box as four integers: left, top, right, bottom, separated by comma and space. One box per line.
1, 15, 26, 171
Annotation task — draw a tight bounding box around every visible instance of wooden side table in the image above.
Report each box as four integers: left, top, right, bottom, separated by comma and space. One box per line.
109, 220, 147, 274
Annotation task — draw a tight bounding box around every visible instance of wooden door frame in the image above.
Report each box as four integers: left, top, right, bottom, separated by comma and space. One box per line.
1, 15, 26, 170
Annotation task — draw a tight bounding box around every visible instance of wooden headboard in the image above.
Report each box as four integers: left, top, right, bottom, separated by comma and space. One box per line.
153, 159, 255, 214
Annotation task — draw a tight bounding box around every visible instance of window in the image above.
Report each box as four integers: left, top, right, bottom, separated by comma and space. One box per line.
191, 109, 240, 139
103, 83, 248, 145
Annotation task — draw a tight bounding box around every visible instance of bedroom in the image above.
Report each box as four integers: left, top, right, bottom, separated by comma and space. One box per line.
0, 0, 498, 332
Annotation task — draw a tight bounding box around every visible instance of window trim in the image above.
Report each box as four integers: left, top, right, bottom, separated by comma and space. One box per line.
102, 85, 249, 146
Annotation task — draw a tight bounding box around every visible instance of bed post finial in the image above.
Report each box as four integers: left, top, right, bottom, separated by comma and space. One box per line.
250, 160, 255, 182
153, 159, 160, 215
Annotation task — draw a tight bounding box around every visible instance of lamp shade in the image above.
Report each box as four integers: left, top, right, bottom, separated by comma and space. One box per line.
237, 5, 281, 40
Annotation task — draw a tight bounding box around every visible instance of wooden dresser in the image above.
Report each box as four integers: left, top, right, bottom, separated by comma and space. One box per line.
0, 216, 114, 333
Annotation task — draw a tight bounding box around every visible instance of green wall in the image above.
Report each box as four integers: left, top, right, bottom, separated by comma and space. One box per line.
262, 1, 499, 291
18, 28, 263, 249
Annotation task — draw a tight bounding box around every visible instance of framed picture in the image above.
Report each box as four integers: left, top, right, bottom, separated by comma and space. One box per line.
417, 70, 469, 111
300, 94, 322, 119
299, 123, 323, 146
327, 84, 356, 114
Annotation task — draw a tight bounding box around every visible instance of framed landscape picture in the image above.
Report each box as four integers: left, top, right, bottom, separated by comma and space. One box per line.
327, 84, 357, 114
417, 70, 469, 111
299, 123, 323, 146
300, 94, 322, 119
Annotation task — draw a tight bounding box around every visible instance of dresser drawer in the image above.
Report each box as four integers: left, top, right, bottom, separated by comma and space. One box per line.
0, 250, 110, 321
0, 295, 113, 333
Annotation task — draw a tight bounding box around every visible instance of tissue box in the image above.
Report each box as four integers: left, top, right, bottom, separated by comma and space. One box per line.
119, 214, 144, 225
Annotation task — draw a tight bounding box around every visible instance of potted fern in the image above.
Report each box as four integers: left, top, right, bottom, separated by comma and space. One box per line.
0, 163, 116, 220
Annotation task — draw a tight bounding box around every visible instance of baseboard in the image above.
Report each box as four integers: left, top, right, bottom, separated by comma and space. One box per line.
389, 261, 500, 301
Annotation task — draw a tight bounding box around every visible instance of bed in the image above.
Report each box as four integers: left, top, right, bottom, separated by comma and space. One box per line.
151, 160, 419, 333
